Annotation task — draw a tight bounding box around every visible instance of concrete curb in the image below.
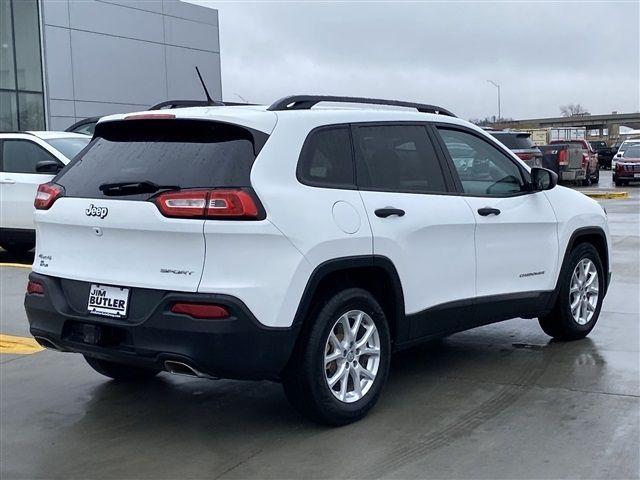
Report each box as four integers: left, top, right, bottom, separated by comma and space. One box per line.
580, 191, 630, 199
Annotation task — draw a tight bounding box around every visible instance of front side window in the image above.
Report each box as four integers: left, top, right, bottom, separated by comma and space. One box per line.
353, 124, 447, 193
1, 139, 58, 174
297, 126, 354, 188
438, 128, 526, 196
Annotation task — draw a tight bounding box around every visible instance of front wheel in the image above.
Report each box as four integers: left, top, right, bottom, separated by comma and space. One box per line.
539, 243, 604, 341
282, 288, 391, 425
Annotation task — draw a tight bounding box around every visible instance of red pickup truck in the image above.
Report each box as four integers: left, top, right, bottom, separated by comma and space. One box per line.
549, 139, 599, 185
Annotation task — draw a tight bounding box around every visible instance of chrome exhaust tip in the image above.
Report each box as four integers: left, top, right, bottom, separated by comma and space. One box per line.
34, 336, 61, 351
163, 360, 216, 380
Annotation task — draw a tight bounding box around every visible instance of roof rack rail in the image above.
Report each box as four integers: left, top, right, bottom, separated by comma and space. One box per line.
149, 99, 224, 110
267, 95, 456, 117
148, 99, 256, 110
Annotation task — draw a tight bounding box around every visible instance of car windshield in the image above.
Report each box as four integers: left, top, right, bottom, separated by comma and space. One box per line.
619, 141, 640, 153
622, 145, 640, 158
45, 137, 92, 160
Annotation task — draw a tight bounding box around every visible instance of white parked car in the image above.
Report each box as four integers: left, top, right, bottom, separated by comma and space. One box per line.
0, 131, 91, 253
24, 96, 611, 425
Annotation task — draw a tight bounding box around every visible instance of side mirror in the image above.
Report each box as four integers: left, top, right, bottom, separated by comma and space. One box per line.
36, 160, 63, 174
530, 167, 558, 191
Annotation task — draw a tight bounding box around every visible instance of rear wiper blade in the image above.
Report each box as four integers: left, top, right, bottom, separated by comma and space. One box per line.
99, 180, 179, 196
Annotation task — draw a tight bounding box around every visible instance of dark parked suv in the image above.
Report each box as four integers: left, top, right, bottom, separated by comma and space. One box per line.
488, 130, 542, 168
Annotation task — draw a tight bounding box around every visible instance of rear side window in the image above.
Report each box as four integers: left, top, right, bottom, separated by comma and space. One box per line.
1, 139, 59, 173
297, 126, 354, 188
56, 120, 267, 199
353, 124, 447, 193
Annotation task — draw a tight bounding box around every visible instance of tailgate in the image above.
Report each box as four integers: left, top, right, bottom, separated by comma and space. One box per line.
34, 198, 205, 291
33, 118, 269, 293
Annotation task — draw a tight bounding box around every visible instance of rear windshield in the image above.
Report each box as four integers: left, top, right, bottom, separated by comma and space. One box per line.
55, 119, 268, 199
490, 133, 535, 150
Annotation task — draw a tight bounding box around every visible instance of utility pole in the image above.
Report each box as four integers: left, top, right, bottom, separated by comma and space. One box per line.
487, 80, 501, 122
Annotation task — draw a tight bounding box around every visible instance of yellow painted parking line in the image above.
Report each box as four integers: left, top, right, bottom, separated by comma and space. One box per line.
0, 263, 31, 269
0, 334, 44, 355
581, 191, 629, 200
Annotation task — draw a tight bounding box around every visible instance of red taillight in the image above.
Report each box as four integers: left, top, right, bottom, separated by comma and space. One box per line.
558, 149, 569, 166
582, 153, 589, 166
154, 189, 260, 219
34, 183, 64, 210
125, 113, 176, 120
27, 280, 44, 295
516, 152, 534, 161
170, 302, 230, 319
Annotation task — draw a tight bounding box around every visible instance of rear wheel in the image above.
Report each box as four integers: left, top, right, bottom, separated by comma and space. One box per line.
84, 356, 160, 381
614, 178, 623, 187
0, 241, 35, 254
591, 165, 600, 184
282, 288, 391, 425
539, 243, 604, 341
581, 169, 591, 186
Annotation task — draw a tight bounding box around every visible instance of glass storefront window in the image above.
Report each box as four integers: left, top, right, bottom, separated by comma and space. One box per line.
0, 0, 45, 130
13, 0, 43, 92
0, 0, 16, 90
18, 92, 44, 130
0, 91, 18, 130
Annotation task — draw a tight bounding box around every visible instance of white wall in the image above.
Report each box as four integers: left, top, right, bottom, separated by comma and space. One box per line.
40, 0, 221, 130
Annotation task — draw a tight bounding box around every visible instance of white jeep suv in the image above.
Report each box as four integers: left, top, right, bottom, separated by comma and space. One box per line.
24, 96, 611, 425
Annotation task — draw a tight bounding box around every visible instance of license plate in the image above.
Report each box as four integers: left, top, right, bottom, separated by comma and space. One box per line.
88, 284, 129, 318
634, 173, 640, 178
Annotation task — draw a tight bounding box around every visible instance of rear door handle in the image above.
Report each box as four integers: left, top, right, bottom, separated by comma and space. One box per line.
0, 179, 16, 184
477, 207, 501, 216
375, 208, 405, 218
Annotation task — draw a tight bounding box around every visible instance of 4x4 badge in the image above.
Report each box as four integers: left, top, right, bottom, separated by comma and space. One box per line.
86, 204, 108, 219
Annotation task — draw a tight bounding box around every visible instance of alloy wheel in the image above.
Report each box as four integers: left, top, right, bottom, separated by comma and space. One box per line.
324, 310, 381, 403
569, 258, 599, 325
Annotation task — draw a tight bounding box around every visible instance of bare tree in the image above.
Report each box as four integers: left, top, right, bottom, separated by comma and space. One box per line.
560, 103, 589, 117
469, 115, 514, 126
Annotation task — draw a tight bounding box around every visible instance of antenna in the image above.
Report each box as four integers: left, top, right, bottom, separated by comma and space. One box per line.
195, 66, 214, 105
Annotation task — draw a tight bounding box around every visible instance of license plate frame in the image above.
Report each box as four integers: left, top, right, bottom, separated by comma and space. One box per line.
87, 284, 130, 318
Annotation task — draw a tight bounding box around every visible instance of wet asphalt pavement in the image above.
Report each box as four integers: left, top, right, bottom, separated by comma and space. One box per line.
1, 172, 638, 479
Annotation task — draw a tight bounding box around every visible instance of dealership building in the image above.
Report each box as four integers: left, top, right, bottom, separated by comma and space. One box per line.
1, 0, 222, 131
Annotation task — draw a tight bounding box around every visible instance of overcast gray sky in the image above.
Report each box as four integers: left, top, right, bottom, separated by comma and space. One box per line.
189, 1, 639, 120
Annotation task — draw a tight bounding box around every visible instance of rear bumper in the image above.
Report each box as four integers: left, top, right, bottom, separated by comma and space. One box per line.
613, 173, 640, 181
559, 169, 585, 181
24, 273, 299, 380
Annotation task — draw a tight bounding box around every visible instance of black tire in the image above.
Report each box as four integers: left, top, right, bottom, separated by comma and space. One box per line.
84, 355, 160, 381
282, 288, 391, 425
614, 179, 623, 187
581, 169, 591, 186
591, 165, 599, 184
0, 241, 35, 254
538, 243, 604, 341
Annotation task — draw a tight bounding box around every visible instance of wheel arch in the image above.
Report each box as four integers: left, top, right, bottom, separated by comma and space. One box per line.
557, 227, 610, 295
291, 256, 407, 347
